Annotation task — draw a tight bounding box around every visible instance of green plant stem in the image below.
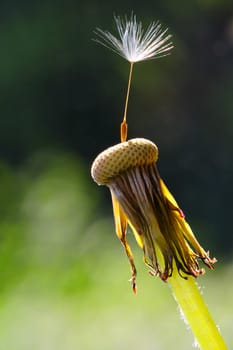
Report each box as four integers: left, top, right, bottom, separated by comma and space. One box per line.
168, 269, 227, 349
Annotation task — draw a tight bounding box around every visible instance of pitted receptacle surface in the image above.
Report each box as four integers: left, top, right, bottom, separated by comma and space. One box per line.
91, 138, 158, 185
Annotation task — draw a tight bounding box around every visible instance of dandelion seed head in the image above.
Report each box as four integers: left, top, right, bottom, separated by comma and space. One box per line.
94, 14, 174, 62
91, 137, 216, 287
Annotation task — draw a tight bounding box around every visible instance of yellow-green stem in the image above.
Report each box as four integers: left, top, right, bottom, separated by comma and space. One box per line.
168, 269, 227, 349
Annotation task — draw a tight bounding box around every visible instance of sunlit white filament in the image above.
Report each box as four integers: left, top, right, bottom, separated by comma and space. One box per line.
94, 14, 173, 62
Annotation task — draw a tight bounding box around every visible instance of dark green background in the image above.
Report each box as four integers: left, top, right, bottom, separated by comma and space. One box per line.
0, 2, 232, 348
1, 0, 232, 253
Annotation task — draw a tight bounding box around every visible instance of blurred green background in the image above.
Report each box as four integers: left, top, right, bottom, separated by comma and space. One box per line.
0, 0, 232, 349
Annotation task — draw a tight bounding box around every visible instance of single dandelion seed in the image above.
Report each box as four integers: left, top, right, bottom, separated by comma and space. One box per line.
91, 14, 227, 350
94, 14, 173, 142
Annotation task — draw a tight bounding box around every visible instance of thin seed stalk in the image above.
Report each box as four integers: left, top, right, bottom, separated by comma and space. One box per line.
121, 62, 134, 142
168, 268, 227, 349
